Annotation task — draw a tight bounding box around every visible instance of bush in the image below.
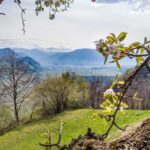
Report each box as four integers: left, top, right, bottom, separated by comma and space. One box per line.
0, 106, 13, 134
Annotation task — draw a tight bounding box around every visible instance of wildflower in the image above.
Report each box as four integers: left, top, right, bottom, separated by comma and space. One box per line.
104, 89, 115, 96
120, 106, 124, 111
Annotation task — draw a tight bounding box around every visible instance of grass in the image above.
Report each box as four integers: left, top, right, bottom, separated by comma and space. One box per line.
0, 109, 150, 150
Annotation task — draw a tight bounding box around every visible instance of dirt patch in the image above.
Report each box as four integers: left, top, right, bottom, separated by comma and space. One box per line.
69, 118, 150, 150
109, 118, 150, 150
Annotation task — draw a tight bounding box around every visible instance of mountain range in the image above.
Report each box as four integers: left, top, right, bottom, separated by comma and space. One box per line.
0, 47, 136, 76
13, 48, 136, 67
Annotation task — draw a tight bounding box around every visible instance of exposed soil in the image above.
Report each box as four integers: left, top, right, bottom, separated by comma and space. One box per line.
68, 118, 150, 150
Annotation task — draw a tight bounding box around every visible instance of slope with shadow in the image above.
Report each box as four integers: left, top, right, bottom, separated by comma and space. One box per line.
0, 48, 42, 73
13, 48, 68, 67
0, 48, 15, 57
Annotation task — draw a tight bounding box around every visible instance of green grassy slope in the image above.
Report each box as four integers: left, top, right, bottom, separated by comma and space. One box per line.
0, 109, 150, 150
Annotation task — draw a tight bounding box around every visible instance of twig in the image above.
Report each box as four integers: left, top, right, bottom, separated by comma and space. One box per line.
0, 0, 4, 4
40, 120, 64, 149
14, 0, 26, 34
123, 52, 150, 58
0, 12, 5, 15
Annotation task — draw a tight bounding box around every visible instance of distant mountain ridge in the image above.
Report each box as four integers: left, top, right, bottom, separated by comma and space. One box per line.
13, 48, 136, 67
50, 48, 105, 66
13, 48, 68, 67
0, 48, 42, 73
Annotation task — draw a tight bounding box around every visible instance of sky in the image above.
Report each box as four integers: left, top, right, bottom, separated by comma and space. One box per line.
0, 0, 150, 50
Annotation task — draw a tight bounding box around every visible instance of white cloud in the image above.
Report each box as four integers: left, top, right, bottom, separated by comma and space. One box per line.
95, 0, 150, 11
0, 0, 150, 49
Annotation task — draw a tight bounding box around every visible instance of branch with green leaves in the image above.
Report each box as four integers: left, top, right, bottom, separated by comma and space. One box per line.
96, 32, 150, 68
35, 0, 74, 20
95, 32, 150, 139
0, 0, 74, 33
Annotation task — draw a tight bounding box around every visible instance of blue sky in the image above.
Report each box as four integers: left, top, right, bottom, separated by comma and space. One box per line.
0, 0, 150, 50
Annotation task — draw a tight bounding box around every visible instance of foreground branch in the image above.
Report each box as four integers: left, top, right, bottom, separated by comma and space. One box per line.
0, 12, 5, 15
101, 56, 150, 139
40, 120, 65, 149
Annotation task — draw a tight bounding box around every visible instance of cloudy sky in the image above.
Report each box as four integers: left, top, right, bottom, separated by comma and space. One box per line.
0, 0, 150, 50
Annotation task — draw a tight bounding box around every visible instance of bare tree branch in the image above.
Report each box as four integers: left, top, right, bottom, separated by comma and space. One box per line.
0, 0, 4, 4
0, 12, 5, 15
39, 120, 64, 149
123, 52, 150, 58
14, 0, 26, 34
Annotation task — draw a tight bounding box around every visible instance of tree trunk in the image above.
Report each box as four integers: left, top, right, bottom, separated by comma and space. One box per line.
14, 91, 19, 124
14, 101, 19, 124
55, 99, 62, 114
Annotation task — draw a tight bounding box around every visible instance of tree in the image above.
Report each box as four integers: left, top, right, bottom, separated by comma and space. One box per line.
0, 53, 39, 124
33, 74, 72, 115
68, 76, 88, 109
121, 66, 150, 110
88, 76, 111, 109
0, 0, 98, 18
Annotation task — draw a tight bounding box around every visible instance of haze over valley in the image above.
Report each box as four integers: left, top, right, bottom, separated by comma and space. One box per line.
0, 47, 136, 76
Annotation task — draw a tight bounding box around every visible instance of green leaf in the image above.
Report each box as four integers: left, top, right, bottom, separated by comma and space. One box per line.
133, 97, 143, 101
132, 92, 142, 101
92, 114, 98, 121
130, 42, 140, 47
136, 57, 144, 66
106, 106, 112, 113
133, 92, 138, 97
115, 60, 121, 70
117, 32, 127, 42
110, 83, 116, 89
141, 48, 145, 54
110, 33, 117, 42
106, 36, 115, 43
115, 74, 119, 80
118, 81, 125, 85
116, 92, 122, 96
117, 46, 126, 51
120, 102, 128, 108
